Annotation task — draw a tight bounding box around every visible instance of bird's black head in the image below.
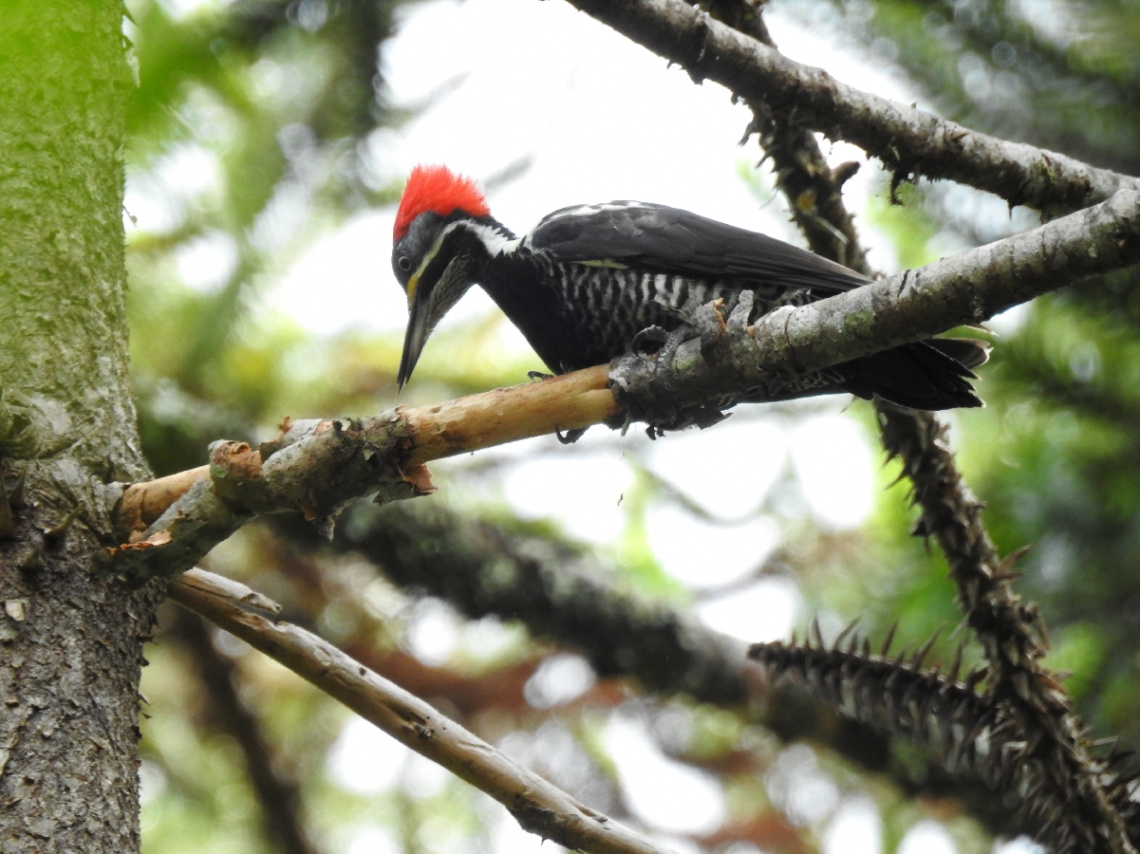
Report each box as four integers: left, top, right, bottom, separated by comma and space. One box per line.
391, 165, 492, 389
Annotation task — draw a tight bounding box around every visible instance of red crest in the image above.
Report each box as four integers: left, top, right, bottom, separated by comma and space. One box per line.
393, 165, 490, 241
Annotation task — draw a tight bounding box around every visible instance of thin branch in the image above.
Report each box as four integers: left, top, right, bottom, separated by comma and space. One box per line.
167, 568, 677, 854
559, 0, 1140, 213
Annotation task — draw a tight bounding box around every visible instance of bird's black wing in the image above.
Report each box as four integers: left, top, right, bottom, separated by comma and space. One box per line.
527, 201, 871, 294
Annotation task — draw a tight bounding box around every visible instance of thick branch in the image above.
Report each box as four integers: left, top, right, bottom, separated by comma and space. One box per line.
612, 190, 1140, 428
105, 367, 614, 580
168, 568, 676, 854
560, 0, 1140, 213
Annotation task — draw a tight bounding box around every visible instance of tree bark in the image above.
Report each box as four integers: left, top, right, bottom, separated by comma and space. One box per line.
0, 3, 161, 852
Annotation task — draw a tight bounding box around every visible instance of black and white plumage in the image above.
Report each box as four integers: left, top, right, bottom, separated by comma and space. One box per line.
391, 165, 986, 410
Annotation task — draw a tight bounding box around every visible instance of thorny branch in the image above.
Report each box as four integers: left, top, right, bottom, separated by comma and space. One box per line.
878, 408, 1138, 853
749, 628, 1139, 848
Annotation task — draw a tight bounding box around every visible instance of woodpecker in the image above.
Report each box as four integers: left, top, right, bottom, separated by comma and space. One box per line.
391, 165, 986, 410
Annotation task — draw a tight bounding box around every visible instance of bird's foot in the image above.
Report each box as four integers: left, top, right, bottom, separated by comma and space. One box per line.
526, 370, 585, 442
631, 325, 669, 354
773, 287, 813, 308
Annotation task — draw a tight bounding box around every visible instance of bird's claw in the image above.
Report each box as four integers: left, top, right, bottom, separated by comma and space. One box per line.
631, 325, 669, 354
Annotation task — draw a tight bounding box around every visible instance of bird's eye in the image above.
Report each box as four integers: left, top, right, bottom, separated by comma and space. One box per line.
397, 256, 412, 272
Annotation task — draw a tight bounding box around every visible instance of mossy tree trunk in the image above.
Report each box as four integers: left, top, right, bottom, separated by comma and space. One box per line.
0, 3, 161, 851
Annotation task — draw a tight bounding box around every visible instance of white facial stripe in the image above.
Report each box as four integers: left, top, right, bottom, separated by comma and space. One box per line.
463, 221, 516, 256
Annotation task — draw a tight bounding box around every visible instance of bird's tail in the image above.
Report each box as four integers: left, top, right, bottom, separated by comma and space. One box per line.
840, 338, 990, 411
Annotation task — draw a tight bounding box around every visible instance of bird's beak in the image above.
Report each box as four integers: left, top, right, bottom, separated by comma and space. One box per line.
396, 258, 472, 391
397, 289, 429, 391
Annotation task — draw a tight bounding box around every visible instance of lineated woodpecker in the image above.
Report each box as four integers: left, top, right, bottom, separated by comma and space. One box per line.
391, 165, 986, 410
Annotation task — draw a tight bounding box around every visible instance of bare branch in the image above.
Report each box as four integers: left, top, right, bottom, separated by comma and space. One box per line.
168, 568, 678, 854
104, 367, 614, 580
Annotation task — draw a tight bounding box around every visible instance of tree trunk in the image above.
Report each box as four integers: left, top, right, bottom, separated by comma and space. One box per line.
0, 3, 160, 852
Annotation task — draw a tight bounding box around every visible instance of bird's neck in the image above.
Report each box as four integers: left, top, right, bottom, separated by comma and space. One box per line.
455, 216, 517, 262
474, 228, 591, 374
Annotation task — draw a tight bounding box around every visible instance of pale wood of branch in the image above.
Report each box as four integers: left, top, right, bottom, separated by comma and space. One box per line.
402, 364, 615, 466
115, 366, 616, 534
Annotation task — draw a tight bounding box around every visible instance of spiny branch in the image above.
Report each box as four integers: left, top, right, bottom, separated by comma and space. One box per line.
750, 626, 1140, 851
879, 407, 1138, 853
750, 627, 1007, 786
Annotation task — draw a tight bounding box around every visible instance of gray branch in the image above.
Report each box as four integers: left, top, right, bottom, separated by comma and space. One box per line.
610, 190, 1140, 431
561, 0, 1140, 213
